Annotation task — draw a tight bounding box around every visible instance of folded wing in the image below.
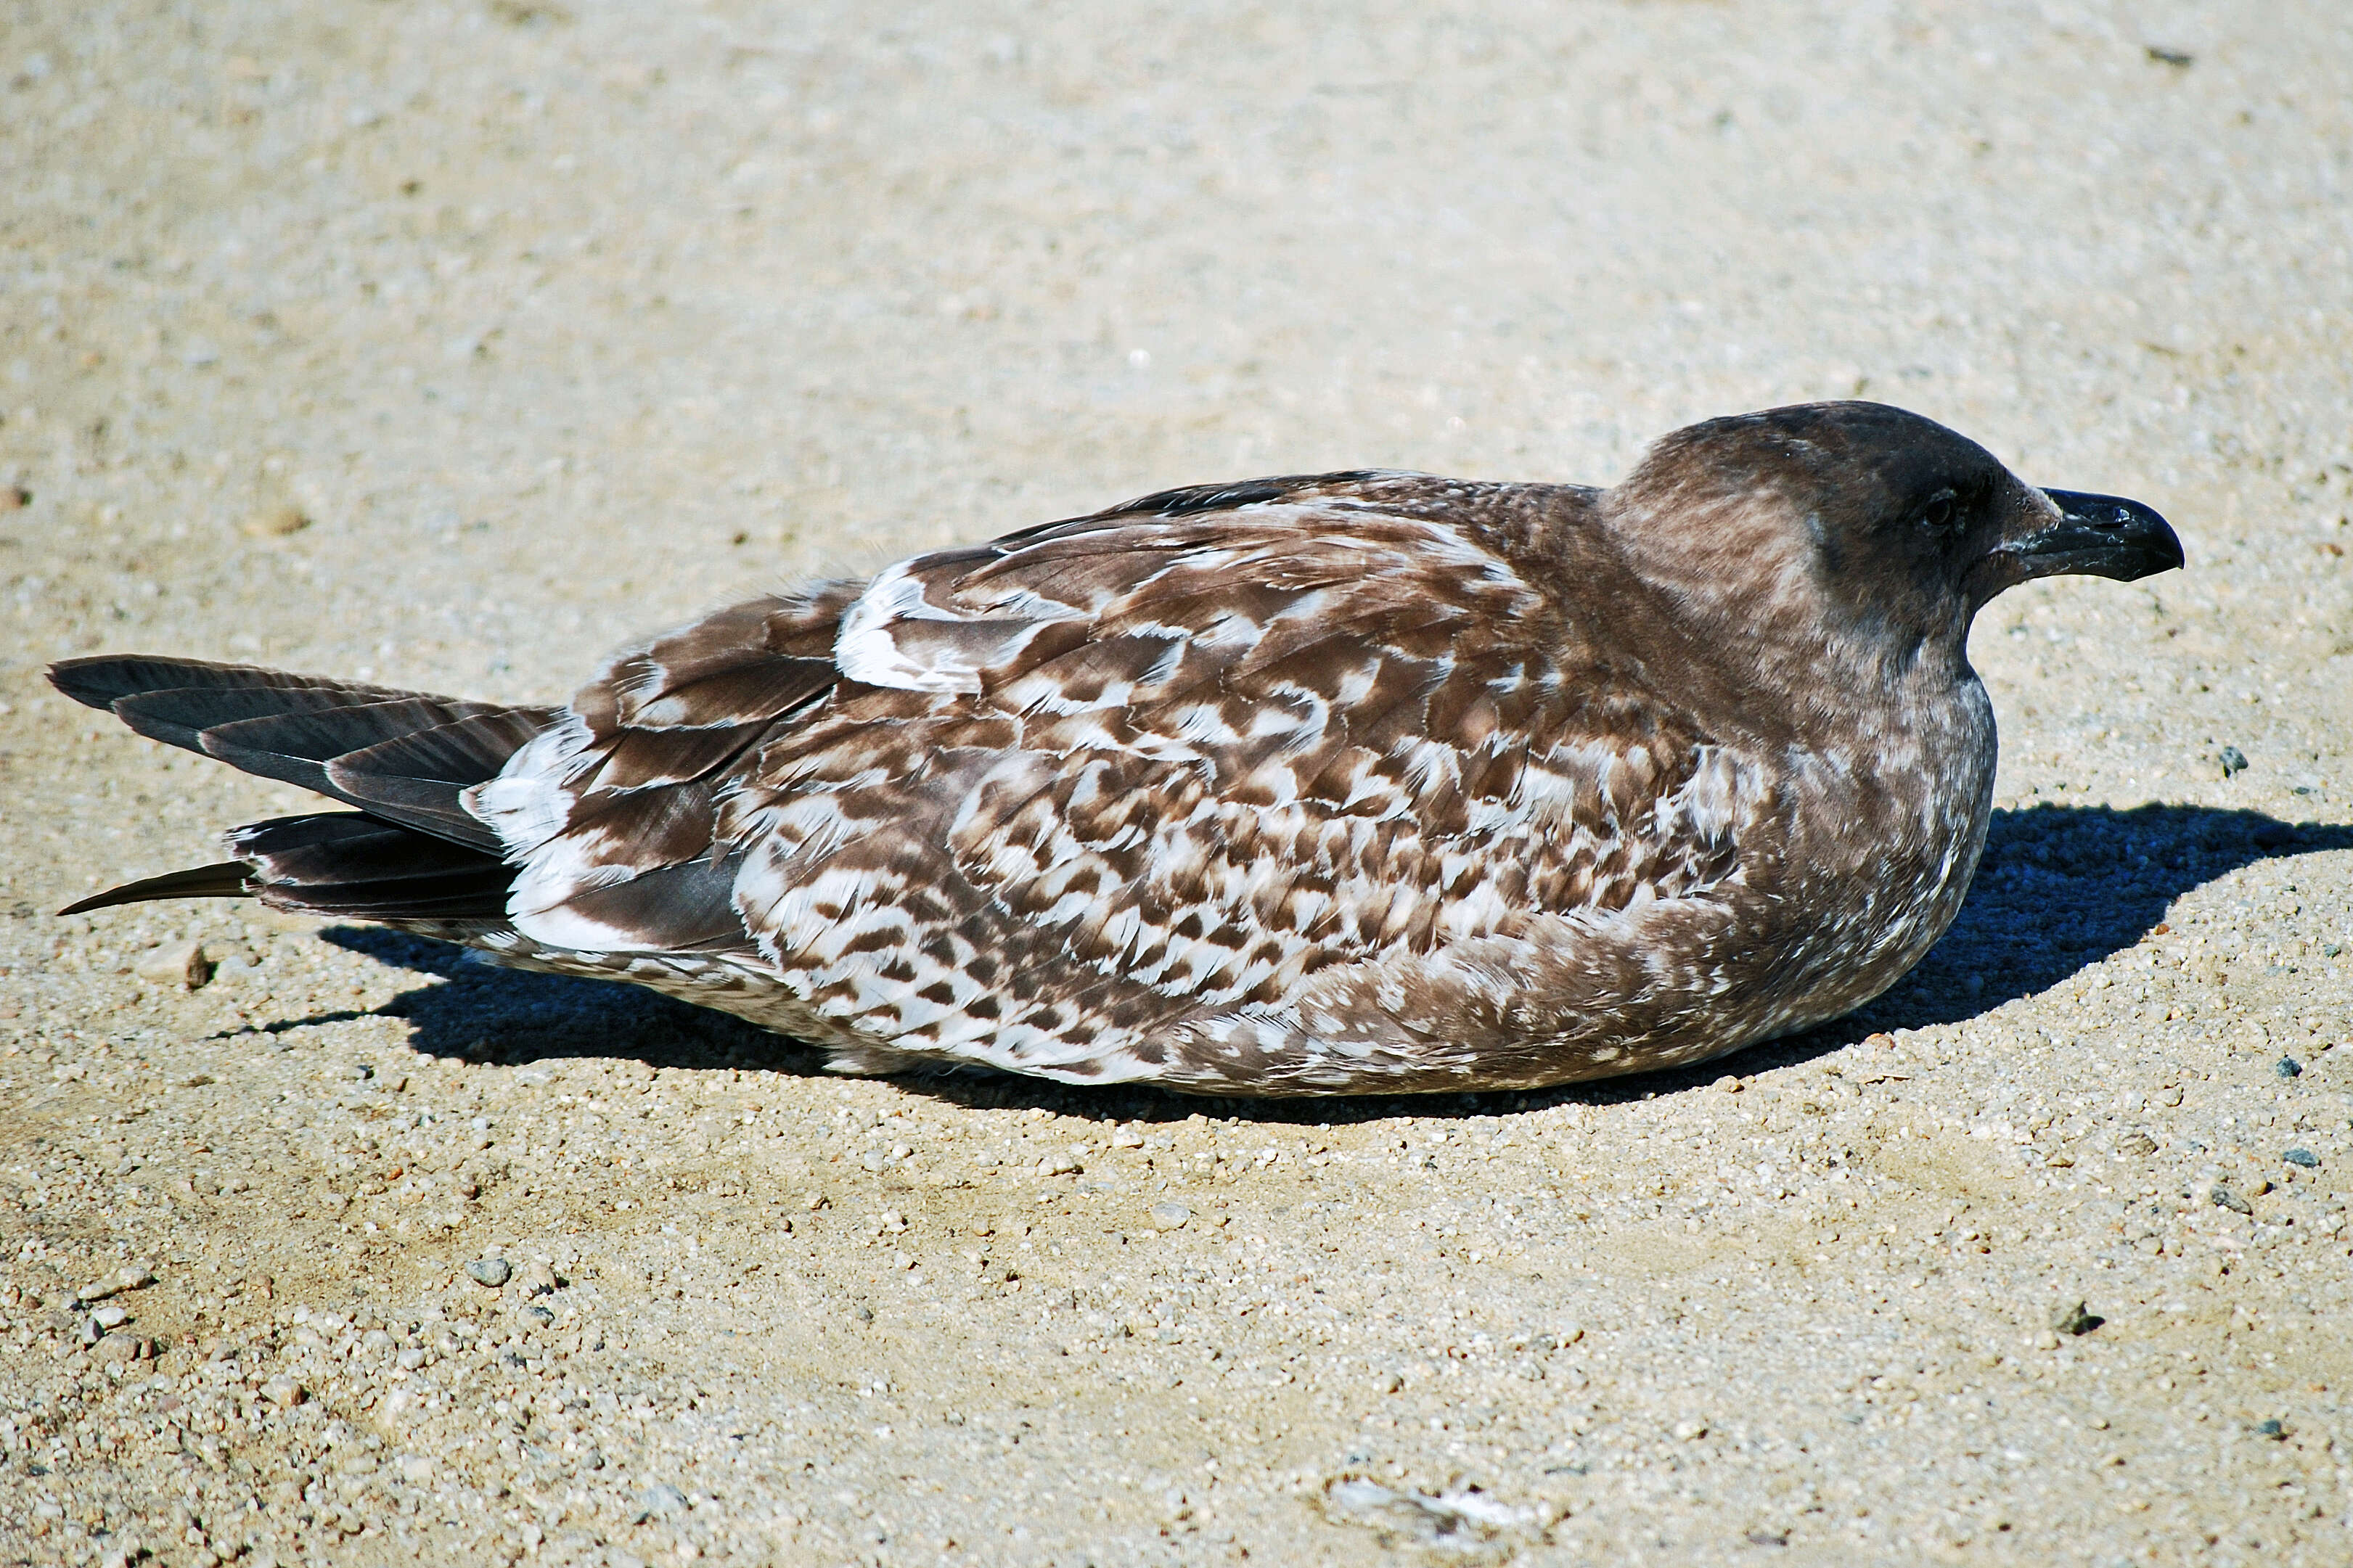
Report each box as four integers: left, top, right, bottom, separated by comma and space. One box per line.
478, 474, 1770, 1083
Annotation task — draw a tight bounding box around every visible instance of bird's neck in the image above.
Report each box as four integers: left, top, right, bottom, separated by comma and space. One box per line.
1749, 596, 1979, 717
1607, 553, 1981, 750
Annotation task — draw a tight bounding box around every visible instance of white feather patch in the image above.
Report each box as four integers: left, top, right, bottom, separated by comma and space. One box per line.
834, 558, 1084, 694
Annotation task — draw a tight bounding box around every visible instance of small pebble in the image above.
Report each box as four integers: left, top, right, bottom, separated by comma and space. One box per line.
133, 940, 214, 990
1150, 1202, 1192, 1231
2116, 1133, 2158, 1158
74, 1263, 156, 1304
2051, 1301, 2104, 1337
2283, 1148, 2320, 1168
464, 1257, 512, 1289
260, 1375, 305, 1406
2211, 1186, 2253, 1215
245, 502, 311, 538
2218, 745, 2248, 778
515, 1258, 559, 1297
2254, 1419, 2287, 1440
639, 1483, 689, 1519
89, 1302, 130, 1330
2275, 1057, 2302, 1079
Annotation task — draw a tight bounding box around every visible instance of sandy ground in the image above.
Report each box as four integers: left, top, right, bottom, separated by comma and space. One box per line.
4, 1, 2352, 1564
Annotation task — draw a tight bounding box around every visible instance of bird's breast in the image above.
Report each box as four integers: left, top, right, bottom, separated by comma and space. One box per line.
1768, 676, 1998, 1006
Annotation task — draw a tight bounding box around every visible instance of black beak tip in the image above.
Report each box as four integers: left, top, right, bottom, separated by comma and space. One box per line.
2037, 488, 2185, 580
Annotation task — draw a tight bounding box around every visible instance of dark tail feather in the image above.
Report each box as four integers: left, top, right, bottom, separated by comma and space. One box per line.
60, 861, 255, 916
322, 708, 558, 848
225, 813, 516, 921
51, 654, 558, 853
48, 654, 417, 718
49, 654, 552, 922
60, 814, 517, 922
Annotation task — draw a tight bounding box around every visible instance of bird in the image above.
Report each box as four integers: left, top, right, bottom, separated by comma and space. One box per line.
50, 401, 2181, 1096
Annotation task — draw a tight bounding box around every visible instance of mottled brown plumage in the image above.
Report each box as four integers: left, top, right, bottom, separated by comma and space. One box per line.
52, 403, 2181, 1095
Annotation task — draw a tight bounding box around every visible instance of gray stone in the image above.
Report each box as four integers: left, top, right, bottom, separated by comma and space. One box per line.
1150, 1202, 1192, 1231
464, 1257, 512, 1289
2283, 1148, 2320, 1168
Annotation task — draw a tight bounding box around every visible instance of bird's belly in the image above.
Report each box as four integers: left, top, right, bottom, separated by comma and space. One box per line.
425, 734, 1993, 1096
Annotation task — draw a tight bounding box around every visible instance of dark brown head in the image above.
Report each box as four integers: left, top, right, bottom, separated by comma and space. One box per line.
1605, 401, 2182, 670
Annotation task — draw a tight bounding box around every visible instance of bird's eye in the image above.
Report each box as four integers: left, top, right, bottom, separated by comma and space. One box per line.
1919, 491, 1957, 530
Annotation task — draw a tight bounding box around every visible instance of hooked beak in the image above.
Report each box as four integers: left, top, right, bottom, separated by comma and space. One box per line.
1988, 489, 2185, 587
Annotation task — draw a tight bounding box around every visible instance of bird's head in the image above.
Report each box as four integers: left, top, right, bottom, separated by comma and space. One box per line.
1606, 400, 2183, 678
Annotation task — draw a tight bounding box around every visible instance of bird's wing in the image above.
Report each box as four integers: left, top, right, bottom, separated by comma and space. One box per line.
465, 583, 866, 953
519, 476, 1767, 1080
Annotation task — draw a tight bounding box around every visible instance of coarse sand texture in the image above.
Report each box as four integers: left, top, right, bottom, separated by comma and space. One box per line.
3, 4, 2351, 1566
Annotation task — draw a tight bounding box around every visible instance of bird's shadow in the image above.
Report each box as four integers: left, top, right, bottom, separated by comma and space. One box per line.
306, 801, 2348, 1129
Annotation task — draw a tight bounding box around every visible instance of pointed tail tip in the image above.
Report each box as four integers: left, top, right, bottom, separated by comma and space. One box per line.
57, 861, 257, 916
46, 664, 99, 712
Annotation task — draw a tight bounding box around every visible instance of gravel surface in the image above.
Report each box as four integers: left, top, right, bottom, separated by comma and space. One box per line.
4, 3, 2352, 1565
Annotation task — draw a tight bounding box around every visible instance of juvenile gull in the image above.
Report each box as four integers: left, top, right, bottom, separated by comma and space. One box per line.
52, 402, 2180, 1095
